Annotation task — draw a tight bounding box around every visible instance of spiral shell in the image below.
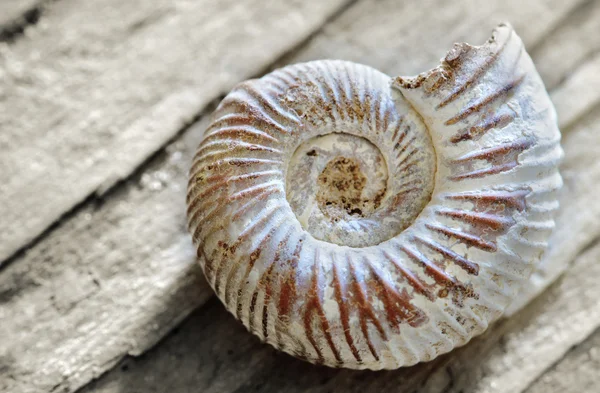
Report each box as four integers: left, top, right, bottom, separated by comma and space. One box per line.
186, 23, 562, 369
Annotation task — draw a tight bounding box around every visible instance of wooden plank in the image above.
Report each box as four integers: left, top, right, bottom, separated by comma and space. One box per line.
0, 118, 214, 392
550, 52, 600, 130
283, 0, 587, 76
530, 0, 600, 91
76, 239, 600, 393
77, 299, 352, 393
525, 327, 600, 393
0, 1, 354, 392
0, 0, 350, 264
2, 0, 598, 392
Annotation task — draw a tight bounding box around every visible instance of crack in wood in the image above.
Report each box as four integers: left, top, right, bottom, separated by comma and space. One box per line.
3, 0, 600, 392
528, 0, 597, 56
524, 325, 600, 393
0, 0, 55, 43
0, 0, 358, 268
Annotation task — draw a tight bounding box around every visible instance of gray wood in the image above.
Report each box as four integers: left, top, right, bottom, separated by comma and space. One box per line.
551, 52, 600, 131
0, 119, 214, 393
0, 0, 350, 264
530, 0, 600, 91
282, 0, 587, 76
2, 0, 600, 392
525, 328, 600, 393
77, 237, 600, 393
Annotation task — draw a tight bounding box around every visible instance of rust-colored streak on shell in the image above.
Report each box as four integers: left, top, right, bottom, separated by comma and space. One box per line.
414, 236, 480, 275
186, 23, 562, 370
425, 223, 498, 252
445, 189, 530, 213
303, 248, 342, 364
365, 259, 428, 329
345, 256, 387, 361
400, 244, 458, 287
443, 72, 525, 127
436, 209, 514, 232
331, 260, 362, 363
451, 110, 515, 143
449, 138, 534, 181
382, 250, 436, 301
276, 236, 304, 321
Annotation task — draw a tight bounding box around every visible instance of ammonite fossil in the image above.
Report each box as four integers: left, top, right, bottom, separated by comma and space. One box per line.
186, 23, 562, 369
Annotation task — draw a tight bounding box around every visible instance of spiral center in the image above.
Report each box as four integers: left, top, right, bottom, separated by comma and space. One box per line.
286, 132, 404, 248
316, 156, 386, 220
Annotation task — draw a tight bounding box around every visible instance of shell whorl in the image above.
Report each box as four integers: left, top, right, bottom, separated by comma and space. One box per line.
186, 24, 562, 369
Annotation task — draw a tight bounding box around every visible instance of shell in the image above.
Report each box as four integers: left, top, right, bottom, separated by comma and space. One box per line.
186, 23, 562, 369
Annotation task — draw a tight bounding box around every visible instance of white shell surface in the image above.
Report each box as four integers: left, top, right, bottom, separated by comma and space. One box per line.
186, 23, 563, 369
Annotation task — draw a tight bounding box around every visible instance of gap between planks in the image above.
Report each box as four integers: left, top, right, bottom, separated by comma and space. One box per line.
2, 0, 600, 392
524, 325, 600, 393
75, 238, 600, 393
0, 0, 356, 391
0, 0, 354, 265
2, 0, 599, 268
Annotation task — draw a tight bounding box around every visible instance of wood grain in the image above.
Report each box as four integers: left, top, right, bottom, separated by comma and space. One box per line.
0, 0, 585, 265
2, 0, 600, 392
0, 121, 213, 393
0, 0, 350, 264
530, 0, 600, 91
525, 327, 600, 393
77, 239, 600, 393
551, 52, 600, 130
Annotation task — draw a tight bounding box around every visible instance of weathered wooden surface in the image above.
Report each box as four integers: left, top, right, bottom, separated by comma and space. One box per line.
1, 0, 353, 391
0, 0, 350, 264
530, 0, 600, 91
1, 0, 600, 392
526, 327, 600, 393
77, 239, 600, 393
